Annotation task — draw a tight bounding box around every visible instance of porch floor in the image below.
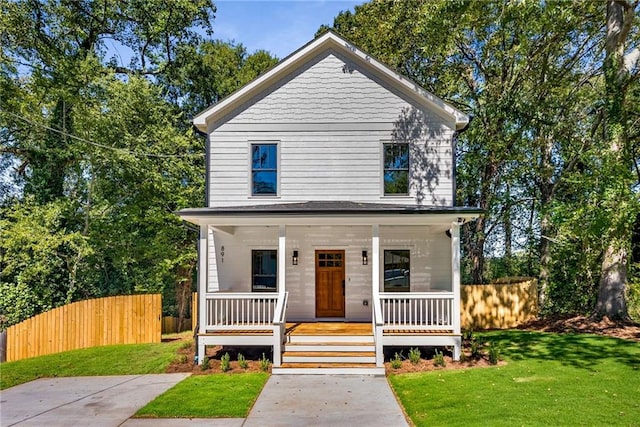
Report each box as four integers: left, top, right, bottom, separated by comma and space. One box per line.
285, 322, 372, 336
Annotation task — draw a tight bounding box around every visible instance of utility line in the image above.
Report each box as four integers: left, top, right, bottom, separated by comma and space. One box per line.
1, 109, 203, 159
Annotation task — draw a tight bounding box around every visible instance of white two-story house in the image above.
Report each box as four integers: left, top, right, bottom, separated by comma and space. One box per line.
178, 31, 482, 375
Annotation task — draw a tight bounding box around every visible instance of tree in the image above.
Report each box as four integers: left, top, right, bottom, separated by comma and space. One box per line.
593, 0, 640, 319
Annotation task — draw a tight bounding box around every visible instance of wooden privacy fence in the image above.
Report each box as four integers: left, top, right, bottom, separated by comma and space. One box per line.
161, 316, 192, 334
5, 294, 161, 362
461, 278, 538, 330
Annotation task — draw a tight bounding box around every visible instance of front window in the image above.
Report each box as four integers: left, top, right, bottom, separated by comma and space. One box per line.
383, 143, 409, 194
384, 250, 410, 292
252, 250, 277, 292
251, 144, 277, 195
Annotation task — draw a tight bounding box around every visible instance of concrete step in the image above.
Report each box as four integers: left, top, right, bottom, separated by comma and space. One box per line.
272, 363, 385, 376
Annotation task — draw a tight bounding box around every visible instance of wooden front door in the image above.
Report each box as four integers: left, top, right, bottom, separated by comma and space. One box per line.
315, 250, 346, 318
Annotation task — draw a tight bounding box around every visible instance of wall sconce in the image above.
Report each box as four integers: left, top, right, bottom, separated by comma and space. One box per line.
362, 250, 368, 265
292, 250, 299, 265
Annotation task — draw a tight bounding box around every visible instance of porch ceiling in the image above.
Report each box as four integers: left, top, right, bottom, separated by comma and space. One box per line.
176, 201, 483, 226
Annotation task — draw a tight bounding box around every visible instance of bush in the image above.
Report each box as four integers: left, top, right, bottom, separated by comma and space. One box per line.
390, 352, 403, 369
433, 350, 446, 367
200, 356, 209, 371
408, 347, 421, 365
237, 353, 248, 369
488, 342, 500, 365
221, 352, 231, 372
259, 353, 270, 371
471, 339, 481, 359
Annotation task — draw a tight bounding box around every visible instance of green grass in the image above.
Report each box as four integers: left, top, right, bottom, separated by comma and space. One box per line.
0, 340, 185, 390
390, 331, 640, 427
135, 373, 269, 418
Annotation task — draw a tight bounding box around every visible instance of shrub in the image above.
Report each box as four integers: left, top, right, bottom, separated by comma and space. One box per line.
488, 342, 500, 365
471, 339, 481, 359
462, 329, 474, 342
178, 354, 188, 364
221, 352, 231, 372
238, 353, 248, 369
433, 350, 446, 367
200, 356, 209, 371
391, 352, 403, 369
259, 353, 271, 371
408, 347, 421, 365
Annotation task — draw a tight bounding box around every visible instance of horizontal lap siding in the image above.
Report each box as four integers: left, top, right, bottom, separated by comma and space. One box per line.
207, 51, 455, 207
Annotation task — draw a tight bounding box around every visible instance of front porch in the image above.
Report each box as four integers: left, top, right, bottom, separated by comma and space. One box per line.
197, 291, 462, 374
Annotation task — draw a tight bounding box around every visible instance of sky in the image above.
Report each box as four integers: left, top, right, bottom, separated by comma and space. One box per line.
212, 1, 363, 59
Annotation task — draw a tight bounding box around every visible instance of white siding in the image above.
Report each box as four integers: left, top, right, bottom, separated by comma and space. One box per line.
207, 50, 455, 207
207, 225, 452, 321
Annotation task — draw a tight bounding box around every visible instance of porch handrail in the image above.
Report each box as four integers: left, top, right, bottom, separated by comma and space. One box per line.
373, 295, 383, 326
273, 291, 289, 325
378, 292, 455, 331
204, 292, 279, 329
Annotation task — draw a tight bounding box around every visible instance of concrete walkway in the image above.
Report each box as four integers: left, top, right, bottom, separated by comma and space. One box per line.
244, 375, 409, 427
0, 374, 190, 427
1, 374, 408, 426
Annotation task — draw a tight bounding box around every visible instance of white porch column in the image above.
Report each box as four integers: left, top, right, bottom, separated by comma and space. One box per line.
372, 224, 380, 296
451, 221, 462, 360
278, 225, 286, 294
197, 224, 208, 364
208, 227, 219, 292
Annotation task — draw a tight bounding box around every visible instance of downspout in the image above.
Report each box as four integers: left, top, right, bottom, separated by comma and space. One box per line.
192, 122, 209, 365
452, 116, 473, 207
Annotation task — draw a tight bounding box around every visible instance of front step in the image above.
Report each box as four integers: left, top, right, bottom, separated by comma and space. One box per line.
275, 332, 382, 375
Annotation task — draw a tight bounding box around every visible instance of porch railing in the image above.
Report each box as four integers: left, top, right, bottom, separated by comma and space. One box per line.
378, 292, 455, 331
205, 293, 279, 330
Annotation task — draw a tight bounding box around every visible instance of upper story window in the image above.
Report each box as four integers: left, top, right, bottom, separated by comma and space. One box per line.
251, 143, 277, 195
383, 249, 410, 292
252, 250, 277, 292
383, 143, 409, 195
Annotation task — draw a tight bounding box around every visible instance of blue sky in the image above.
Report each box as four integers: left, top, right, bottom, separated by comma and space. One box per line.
213, 1, 363, 59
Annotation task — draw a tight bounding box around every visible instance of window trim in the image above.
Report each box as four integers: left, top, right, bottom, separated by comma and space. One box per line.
249, 141, 280, 198
381, 141, 410, 196
251, 249, 278, 293
382, 248, 411, 292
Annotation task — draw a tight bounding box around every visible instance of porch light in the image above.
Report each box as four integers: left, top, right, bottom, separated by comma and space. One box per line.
292, 250, 299, 265
362, 250, 368, 265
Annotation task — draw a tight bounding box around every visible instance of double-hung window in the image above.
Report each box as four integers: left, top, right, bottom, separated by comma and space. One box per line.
383, 250, 410, 292
251, 143, 277, 195
383, 143, 409, 195
252, 250, 277, 292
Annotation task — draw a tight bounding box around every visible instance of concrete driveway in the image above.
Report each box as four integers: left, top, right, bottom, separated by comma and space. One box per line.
0, 374, 189, 427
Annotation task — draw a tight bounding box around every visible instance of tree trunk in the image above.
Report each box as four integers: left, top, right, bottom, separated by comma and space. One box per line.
594, 0, 635, 320
595, 244, 628, 318
470, 216, 486, 283
538, 211, 553, 311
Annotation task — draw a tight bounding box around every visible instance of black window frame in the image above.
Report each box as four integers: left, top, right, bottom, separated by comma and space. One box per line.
383, 142, 410, 195
383, 249, 410, 292
251, 143, 278, 196
251, 249, 278, 292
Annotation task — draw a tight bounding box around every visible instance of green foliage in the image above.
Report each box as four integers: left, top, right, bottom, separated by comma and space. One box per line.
135, 373, 269, 418
433, 350, 446, 367
0, 0, 277, 327
221, 352, 231, 372
237, 353, 249, 369
259, 353, 270, 372
487, 342, 500, 365
470, 339, 481, 360
390, 352, 403, 369
408, 347, 421, 365
200, 356, 209, 371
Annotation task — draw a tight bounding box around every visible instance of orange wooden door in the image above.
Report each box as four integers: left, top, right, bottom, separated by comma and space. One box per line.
315, 250, 345, 317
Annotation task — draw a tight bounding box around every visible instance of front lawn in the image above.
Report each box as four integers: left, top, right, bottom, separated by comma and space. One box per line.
390, 331, 640, 426
0, 339, 186, 390
135, 373, 269, 418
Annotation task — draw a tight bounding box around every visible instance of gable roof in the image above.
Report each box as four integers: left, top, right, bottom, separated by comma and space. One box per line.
192, 31, 469, 132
